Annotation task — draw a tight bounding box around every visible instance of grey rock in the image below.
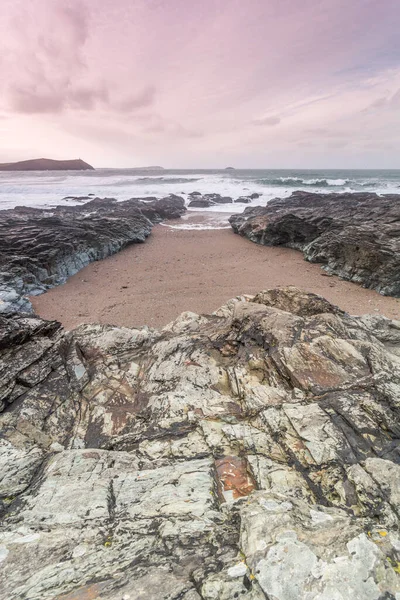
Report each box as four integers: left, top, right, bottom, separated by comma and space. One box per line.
188, 198, 215, 208
204, 194, 233, 204
1, 287, 400, 598
235, 197, 252, 203
0, 195, 186, 315
188, 194, 232, 207
229, 190, 400, 296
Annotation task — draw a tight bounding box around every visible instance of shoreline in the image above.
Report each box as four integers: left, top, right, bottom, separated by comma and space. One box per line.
31, 224, 400, 330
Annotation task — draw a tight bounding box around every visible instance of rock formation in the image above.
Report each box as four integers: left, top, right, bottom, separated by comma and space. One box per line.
188, 193, 233, 207
234, 197, 252, 204
1, 286, 400, 599
0, 196, 186, 315
230, 191, 400, 297
188, 193, 261, 208
0, 158, 94, 171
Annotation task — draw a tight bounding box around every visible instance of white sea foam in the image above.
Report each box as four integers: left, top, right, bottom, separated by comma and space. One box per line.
1, 169, 399, 228
263, 176, 349, 187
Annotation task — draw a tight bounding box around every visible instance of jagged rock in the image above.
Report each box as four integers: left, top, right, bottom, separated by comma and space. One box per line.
230, 190, 400, 296
0, 196, 186, 315
1, 287, 400, 598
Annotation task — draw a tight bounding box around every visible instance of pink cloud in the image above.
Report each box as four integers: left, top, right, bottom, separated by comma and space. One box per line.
0, 0, 400, 166
253, 116, 281, 127
1, 1, 156, 115
117, 86, 157, 112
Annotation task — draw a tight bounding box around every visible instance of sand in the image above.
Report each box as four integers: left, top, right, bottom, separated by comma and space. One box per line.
31, 224, 400, 330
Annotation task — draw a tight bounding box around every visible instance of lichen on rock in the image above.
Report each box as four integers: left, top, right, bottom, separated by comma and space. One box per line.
1, 286, 400, 599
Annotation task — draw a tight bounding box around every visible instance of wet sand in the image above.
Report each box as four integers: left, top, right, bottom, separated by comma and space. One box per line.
31, 224, 400, 330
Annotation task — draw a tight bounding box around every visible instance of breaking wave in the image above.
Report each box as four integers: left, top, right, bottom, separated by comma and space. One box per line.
135, 177, 201, 184
257, 177, 349, 187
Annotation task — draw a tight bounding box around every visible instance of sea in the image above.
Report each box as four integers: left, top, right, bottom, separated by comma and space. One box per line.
1, 168, 400, 229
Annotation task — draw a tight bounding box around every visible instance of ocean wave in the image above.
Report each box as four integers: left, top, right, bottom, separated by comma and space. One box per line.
360, 181, 380, 188
135, 177, 201, 184
256, 177, 349, 187
98, 176, 202, 187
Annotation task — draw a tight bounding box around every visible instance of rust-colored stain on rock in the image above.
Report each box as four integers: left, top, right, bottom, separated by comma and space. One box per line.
56, 583, 103, 600
215, 455, 256, 502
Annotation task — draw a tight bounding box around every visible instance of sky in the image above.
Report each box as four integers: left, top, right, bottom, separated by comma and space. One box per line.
1, 0, 400, 168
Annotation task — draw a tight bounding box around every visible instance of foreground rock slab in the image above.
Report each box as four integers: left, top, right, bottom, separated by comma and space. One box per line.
230, 191, 400, 297
1, 287, 400, 598
0, 195, 186, 315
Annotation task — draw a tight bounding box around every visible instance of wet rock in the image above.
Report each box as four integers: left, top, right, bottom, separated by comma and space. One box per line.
213, 196, 233, 204
189, 194, 232, 206
204, 193, 222, 201
1, 287, 400, 598
230, 190, 400, 296
62, 196, 92, 202
188, 193, 232, 206
0, 195, 186, 315
235, 197, 252, 203
188, 198, 215, 208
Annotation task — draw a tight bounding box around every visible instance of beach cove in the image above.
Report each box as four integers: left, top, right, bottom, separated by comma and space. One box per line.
31, 221, 400, 330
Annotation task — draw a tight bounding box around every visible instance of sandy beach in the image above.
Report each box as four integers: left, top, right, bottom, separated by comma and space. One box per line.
31, 223, 400, 330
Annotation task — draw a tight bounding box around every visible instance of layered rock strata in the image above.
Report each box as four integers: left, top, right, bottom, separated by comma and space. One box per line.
230, 191, 400, 296
0, 195, 186, 315
1, 287, 400, 599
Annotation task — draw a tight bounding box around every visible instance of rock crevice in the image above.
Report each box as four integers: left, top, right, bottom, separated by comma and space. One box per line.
1, 287, 400, 598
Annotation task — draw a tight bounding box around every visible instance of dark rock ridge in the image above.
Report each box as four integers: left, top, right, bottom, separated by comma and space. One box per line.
0, 158, 94, 171
62, 194, 95, 202
0, 195, 186, 315
1, 286, 400, 598
188, 193, 233, 207
230, 190, 400, 297
188, 192, 261, 207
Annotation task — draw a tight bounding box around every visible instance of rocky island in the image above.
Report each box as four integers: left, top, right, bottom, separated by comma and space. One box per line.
0, 158, 94, 171
230, 190, 400, 297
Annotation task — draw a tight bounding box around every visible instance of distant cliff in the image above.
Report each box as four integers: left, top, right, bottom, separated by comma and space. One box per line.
0, 158, 94, 171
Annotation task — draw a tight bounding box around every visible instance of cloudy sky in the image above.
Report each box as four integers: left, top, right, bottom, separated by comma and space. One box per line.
1, 0, 400, 168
